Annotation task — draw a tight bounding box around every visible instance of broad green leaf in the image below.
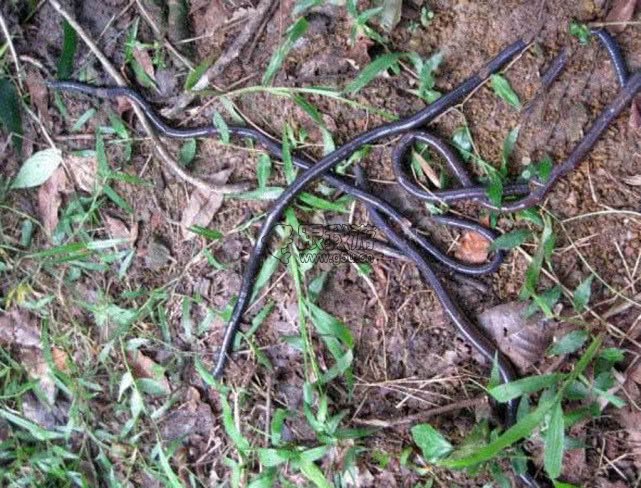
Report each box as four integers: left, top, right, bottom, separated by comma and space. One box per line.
307, 302, 354, 348
179, 139, 197, 166
57, 20, 78, 80
118, 371, 134, 401
569, 21, 590, 45
0, 78, 23, 152
213, 111, 230, 144
262, 18, 309, 85
548, 330, 588, 356
271, 408, 288, 446
491, 74, 521, 110
572, 275, 593, 313
451, 126, 473, 161
11, 148, 63, 189
345, 53, 402, 94
257, 448, 292, 467
544, 401, 565, 479
411, 424, 453, 462
489, 229, 531, 251
489, 374, 564, 402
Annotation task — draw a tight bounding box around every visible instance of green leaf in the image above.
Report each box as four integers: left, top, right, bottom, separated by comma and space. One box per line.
0, 408, 64, 441
213, 111, 230, 144
501, 126, 519, 174
219, 391, 251, 454
544, 401, 565, 479
440, 397, 556, 469
307, 302, 354, 349
572, 275, 593, 313
257, 448, 292, 467
184, 56, 213, 91
548, 330, 588, 356
11, 148, 63, 189
179, 139, 197, 166
345, 53, 403, 94
231, 186, 284, 201
489, 374, 564, 403
379, 0, 402, 32
490, 74, 521, 110
188, 226, 223, 241
489, 229, 531, 251
257, 154, 272, 188
0, 78, 23, 153
486, 169, 503, 207
411, 424, 453, 462
569, 21, 590, 45
262, 18, 309, 85
155, 442, 183, 488
71, 108, 96, 132
297, 456, 332, 488
57, 20, 78, 80
451, 126, 473, 161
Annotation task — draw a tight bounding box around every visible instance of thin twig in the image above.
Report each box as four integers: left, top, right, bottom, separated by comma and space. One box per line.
0, 7, 24, 88
47, 0, 248, 196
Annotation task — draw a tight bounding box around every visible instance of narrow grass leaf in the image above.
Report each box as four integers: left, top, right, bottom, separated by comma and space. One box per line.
257, 154, 272, 188
184, 56, 213, 91
572, 275, 593, 313
0, 78, 23, 153
501, 126, 519, 173
297, 457, 332, 488
56, 20, 78, 79
544, 401, 565, 479
213, 111, 230, 144
345, 53, 402, 94
411, 424, 453, 462
491, 74, 521, 109
155, 442, 183, 488
440, 398, 556, 469
219, 392, 251, 454
71, 108, 96, 132
548, 330, 588, 356
490, 229, 531, 251
0, 408, 64, 440
262, 18, 309, 85
11, 148, 63, 189
489, 374, 564, 402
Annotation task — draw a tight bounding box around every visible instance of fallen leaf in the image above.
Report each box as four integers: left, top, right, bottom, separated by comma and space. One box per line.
103, 214, 137, 242
0, 310, 65, 403
477, 301, 554, 372
624, 173, 641, 186
127, 349, 171, 394
454, 231, 490, 264
22, 392, 68, 429
380, 0, 402, 32
413, 150, 441, 188
37, 155, 97, 235
25, 69, 51, 128
133, 47, 156, 80
618, 408, 641, 468
629, 96, 641, 131
180, 168, 232, 240
606, 0, 638, 33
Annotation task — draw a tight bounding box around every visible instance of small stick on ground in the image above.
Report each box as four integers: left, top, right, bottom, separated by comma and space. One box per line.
0, 8, 24, 89
352, 396, 482, 428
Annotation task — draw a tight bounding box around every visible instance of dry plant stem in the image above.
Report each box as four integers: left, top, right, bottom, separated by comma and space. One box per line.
0, 7, 24, 89
47, 0, 244, 196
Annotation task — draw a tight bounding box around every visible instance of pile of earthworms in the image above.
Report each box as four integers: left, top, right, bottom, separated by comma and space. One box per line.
50, 28, 639, 487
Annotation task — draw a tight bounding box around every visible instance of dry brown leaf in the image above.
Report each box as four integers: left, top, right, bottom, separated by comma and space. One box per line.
127, 350, 170, 394
0, 310, 61, 402
37, 155, 97, 235
103, 214, 137, 242
133, 47, 156, 80
606, 0, 638, 33
412, 150, 441, 188
454, 231, 490, 264
477, 301, 554, 372
629, 96, 641, 131
180, 168, 232, 240
26, 69, 51, 128
624, 174, 641, 186
618, 408, 641, 468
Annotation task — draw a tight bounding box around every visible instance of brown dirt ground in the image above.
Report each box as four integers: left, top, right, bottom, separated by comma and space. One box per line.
2, 0, 641, 486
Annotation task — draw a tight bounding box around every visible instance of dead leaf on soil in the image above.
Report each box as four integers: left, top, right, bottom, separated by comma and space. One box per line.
26, 69, 51, 128
617, 407, 641, 469
477, 301, 554, 372
606, 0, 638, 33
103, 214, 137, 242
180, 168, 232, 240
629, 96, 641, 131
37, 155, 97, 235
624, 173, 641, 186
454, 231, 490, 264
133, 47, 156, 81
127, 350, 170, 395
0, 310, 68, 403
